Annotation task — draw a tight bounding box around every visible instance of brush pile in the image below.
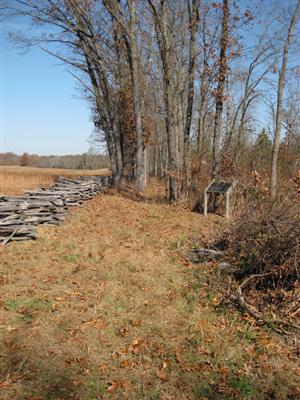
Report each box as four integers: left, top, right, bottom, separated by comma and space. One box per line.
224, 201, 299, 289
0, 175, 112, 244
219, 198, 300, 330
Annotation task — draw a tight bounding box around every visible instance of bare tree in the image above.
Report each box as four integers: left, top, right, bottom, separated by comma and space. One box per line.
226, 42, 273, 160
103, 0, 145, 191
183, 0, 201, 193
270, 0, 300, 198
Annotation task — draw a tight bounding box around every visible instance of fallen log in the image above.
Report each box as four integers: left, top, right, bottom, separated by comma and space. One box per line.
0, 226, 37, 239
187, 247, 223, 263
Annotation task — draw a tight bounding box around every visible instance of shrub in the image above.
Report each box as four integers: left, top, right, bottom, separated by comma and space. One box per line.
224, 198, 300, 291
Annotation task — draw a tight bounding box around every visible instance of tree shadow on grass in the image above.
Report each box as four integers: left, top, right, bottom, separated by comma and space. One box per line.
0, 330, 85, 400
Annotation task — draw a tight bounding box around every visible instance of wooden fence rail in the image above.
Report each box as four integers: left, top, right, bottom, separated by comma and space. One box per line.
0, 175, 112, 244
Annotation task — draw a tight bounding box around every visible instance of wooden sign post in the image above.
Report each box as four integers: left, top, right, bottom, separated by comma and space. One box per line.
203, 179, 237, 219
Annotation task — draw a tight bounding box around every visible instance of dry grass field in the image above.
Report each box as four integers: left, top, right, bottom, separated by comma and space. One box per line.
0, 186, 299, 399
0, 166, 110, 195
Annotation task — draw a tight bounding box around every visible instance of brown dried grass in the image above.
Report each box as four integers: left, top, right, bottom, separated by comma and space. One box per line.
0, 191, 299, 399
0, 166, 110, 195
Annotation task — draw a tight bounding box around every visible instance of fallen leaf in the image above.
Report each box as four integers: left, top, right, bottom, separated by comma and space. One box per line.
211, 297, 221, 306
107, 379, 132, 394
130, 319, 141, 327
5, 326, 18, 332
51, 302, 59, 312
218, 366, 229, 375
198, 319, 208, 327
119, 327, 129, 337
156, 370, 168, 381
174, 351, 181, 363
197, 347, 210, 355
120, 359, 130, 368
107, 381, 119, 392
99, 363, 108, 373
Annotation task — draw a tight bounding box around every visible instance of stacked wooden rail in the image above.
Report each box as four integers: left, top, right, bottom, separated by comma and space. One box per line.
0, 175, 112, 244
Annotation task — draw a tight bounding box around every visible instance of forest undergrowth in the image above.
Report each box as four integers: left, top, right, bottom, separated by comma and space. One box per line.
195, 169, 300, 337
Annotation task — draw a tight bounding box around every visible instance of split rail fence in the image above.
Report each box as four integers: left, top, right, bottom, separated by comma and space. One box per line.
0, 175, 112, 244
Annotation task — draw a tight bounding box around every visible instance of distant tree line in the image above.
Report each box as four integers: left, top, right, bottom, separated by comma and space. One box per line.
0, 152, 110, 170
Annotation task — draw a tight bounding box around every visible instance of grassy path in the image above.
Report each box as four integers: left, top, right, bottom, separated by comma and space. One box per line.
0, 192, 299, 399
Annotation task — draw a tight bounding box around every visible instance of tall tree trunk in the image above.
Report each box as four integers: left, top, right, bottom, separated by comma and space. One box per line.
112, 119, 124, 181
78, 34, 121, 183
148, 0, 182, 202
113, 27, 135, 182
270, 0, 300, 198
197, 94, 204, 155
212, 0, 230, 180
128, 0, 145, 192
197, 75, 208, 160
184, 0, 200, 194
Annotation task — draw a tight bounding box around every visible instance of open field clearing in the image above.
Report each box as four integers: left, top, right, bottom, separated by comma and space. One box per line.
0, 166, 110, 195
0, 190, 299, 400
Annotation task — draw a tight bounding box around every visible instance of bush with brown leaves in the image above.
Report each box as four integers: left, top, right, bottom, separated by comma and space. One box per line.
292, 169, 300, 194
223, 200, 300, 291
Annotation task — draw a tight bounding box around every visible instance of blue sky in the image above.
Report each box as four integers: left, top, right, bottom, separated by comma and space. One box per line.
1, 20, 93, 156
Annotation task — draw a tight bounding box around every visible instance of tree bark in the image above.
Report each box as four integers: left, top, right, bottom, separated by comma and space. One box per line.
184, 0, 200, 194
148, 0, 181, 202
212, 0, 230, 180
128, 0, 145, 192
